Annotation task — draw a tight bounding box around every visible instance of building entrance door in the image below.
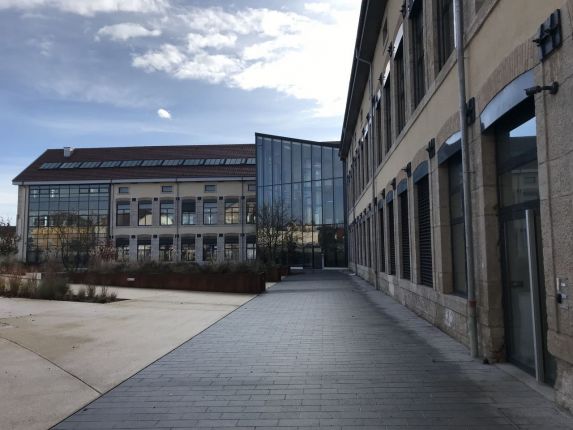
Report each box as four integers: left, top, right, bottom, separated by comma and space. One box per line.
496, 104, 555, 384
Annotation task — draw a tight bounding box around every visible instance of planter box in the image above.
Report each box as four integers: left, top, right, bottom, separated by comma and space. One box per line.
265, 267, 282, 282
69, 271, 266, 294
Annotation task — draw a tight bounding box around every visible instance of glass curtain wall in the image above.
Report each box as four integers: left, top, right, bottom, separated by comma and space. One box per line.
256, 134, 345, 268
27, 184, 110, 264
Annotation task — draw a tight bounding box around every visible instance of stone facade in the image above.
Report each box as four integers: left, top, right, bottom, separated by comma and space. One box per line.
342, 0, 573, 410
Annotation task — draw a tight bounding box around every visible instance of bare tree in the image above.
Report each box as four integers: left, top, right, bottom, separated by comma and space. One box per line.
256, 201, 296, 265
0, 217, 18, 257
50, 212, 99, 271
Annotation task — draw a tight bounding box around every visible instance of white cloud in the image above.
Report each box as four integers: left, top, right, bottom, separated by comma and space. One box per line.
157, 108, 171, 119
187, 33, 237, 52
96, 23, 161, 41
304, 3, 332, 14
130, 4, 359, 117
0, 0, 168, 16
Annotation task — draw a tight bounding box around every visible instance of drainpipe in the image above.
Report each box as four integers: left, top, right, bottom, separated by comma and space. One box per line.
454, 0, 478, 358
355, 49, 378, 290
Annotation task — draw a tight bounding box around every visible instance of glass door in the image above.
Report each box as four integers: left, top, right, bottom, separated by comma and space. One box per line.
496, 104, 555, 384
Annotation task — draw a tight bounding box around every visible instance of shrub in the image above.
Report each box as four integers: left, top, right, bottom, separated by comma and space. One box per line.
98, 286, 109, 303
76, 287, 86, 301
7, 277, 21, 297
37, 275, 69, 300
0, 278, 5, 295
86, 284, 96, 300
18, 280, 36, 298
109, 291, 117, 301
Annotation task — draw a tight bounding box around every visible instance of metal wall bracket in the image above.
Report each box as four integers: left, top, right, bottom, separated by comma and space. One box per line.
426, 138, 436, 159
466, 97, 476, 126
533, 9, 562, 61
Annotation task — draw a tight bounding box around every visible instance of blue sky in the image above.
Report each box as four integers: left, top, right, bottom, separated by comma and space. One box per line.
0, 0, 360, 221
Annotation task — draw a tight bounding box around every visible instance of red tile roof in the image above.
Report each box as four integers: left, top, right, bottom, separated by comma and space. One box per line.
13, 145, 256, 183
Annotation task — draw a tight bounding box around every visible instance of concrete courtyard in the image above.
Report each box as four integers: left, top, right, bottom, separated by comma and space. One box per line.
52, 271, 573, 429
0, 286, 256, 430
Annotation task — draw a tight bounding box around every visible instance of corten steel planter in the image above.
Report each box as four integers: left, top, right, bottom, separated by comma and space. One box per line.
265, 267, 282, 282
69, 271, 266, 294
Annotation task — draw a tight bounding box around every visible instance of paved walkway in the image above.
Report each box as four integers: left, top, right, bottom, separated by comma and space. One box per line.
54, 271, 573, 429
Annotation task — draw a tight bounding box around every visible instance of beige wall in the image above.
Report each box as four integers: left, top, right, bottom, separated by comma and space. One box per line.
345, 0, 573, 410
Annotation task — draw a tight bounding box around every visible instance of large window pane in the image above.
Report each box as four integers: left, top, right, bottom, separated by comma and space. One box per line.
282, 141, 292, 183
272, 138, 282, 185
203, 236, 217, 262
116, 201, 130, 226
138, 200, 152, 226
159, 237, 174, 261
181, 236, 196, 261
181, 199, 196, 225
203, 200, 218, 225
292, 142, 302, 183
322, 147, 333, 180
312, 180, 322, 225
160, 200, 174, 226
334, 178, 344, 224
263, 137, 272, 186
303, 181, 312, 225
322, 179, 334, 225
312, 145, 322, 181
282, 183, 291, 220
302, 144, 312, 182
225, 199, 240, 224
292, 183, 302, 223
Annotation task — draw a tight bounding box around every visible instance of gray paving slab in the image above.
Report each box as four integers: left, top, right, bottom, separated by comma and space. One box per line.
54, 271, 573, 429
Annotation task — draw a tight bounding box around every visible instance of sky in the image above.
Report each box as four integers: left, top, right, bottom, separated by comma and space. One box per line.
0, 0, 360, 222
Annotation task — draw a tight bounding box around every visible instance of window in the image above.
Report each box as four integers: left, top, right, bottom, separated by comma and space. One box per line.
379, 207, 385, 273
224, 235, 239, 261
203, 236, 217, 262
60, 162, 83, 169
159, 237, 174, 262
383, 81, 392, 152
120, 160, 142, 167
400, 191, 411, 280
161, 185, 173, 193
137, 237, 151, 261
141, 159, 163, 167
181, 199, 196, 225
80, 161, 101, 169
203, 200, 218, 224
183, 159, 204, 166
395, 44, 406, 135
118, 187, 129, 194
246, 235, 256, 260
248, 183, 256, 192
181, 236, 196, 261
115, 237, 129, 262
376, 104, 383, 165
116, 202, 130, 226
246, 199, 256, 224
417, 176, 432, 287
225, 199, 240, 224
388, 200, 396, 275
437, 0, 454, 70
204, 184, 216, 193
160, 200, 174, 226
449, 153, 466, 295
138, 200, 152, 226
162, 159, 183, 166
100, 161, 121, 168
40, 162, 61, 169
411, 2, 426, 107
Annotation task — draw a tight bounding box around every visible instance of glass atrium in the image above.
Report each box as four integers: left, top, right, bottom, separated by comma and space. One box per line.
256, 133, 346, 268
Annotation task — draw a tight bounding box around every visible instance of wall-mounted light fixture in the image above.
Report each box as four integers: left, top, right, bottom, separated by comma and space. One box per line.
525, 82, 559, 96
